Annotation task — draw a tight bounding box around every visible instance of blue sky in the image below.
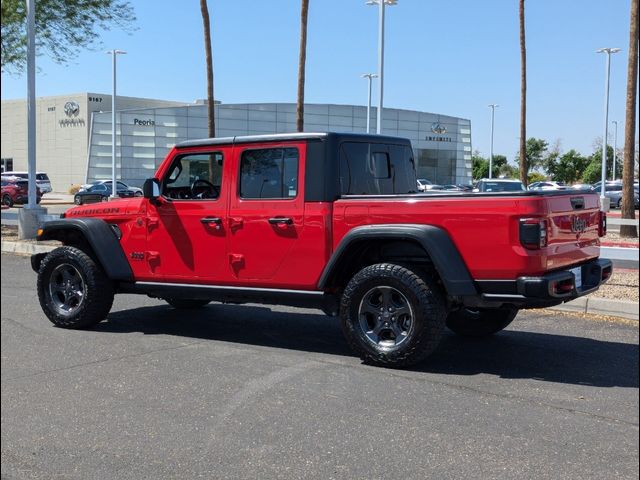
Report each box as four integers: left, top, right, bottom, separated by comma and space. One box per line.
1, 0, 635, 164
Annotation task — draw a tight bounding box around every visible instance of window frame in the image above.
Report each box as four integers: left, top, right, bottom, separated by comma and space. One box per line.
161, 150, 225, 202
237, 146, 300, 201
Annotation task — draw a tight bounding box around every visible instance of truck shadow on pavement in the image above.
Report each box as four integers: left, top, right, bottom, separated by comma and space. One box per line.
99, 304, 638, 389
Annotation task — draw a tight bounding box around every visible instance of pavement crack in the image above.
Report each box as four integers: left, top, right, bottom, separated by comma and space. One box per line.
1, 340, 206, 382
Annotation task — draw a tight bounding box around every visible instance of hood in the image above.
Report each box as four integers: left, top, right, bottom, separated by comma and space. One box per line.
64, 197, 144, 218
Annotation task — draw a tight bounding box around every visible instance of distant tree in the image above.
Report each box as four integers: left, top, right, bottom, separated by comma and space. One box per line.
582, 160, 602, 184
1, 0, 136, 73
621, 0, 638, 238
296, 0, 310, 132
499, 163, 519, 179
518, 0, 527, 186
528, 171, 546, 184
518, 138, 548, 178
546, 149, 590, 184
472, 154, 490, 180
472, 153, 507, 179
588, 145, 618, 181
199, 0, 215, 138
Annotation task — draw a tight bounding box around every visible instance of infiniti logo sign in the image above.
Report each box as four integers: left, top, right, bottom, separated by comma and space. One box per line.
430, 122, 447, 134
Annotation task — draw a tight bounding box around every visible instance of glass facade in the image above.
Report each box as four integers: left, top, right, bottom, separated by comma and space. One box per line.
87, 103, 472, 187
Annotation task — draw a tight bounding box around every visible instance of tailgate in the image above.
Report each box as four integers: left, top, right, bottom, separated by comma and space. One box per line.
544, 192, 601, 269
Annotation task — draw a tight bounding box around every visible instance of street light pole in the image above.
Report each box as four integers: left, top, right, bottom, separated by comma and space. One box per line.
488, 104, 499, 179
366, 0, 397, 135
26, 0, 36, 209
107, 49, 126, 199
611, 120, 618, 181
596, 47, 620, 207
361, 73, 378, 133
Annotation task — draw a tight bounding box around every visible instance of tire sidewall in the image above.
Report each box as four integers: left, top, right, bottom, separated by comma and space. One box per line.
3, 195, 13, 207
37, 247, 112, 328
341, 264, 445, 367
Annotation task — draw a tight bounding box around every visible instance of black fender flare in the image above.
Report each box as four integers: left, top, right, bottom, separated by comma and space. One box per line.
35, 218, 133, 281
318, 224, 477, 296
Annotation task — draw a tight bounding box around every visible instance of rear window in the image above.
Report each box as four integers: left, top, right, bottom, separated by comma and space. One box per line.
339, 142, 417, 195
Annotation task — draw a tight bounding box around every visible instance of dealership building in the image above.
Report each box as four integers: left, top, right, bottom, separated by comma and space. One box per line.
1, 93, 472, 191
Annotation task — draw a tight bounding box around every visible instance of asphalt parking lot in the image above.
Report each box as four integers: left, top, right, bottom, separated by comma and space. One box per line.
1, 253, 638, 479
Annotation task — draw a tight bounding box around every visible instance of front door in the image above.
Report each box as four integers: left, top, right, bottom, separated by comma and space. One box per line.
146, 149, 230, 282
227, 143, 305, 282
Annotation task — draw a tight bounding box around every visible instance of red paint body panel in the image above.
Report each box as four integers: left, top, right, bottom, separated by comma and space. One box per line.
64, 139, 602, 288
332, 194, 600, 280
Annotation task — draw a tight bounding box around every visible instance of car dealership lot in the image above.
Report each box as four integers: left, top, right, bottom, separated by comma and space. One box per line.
1, 253, 638, 480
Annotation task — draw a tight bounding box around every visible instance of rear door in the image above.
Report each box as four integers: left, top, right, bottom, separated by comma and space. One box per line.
227, 142, 305, 282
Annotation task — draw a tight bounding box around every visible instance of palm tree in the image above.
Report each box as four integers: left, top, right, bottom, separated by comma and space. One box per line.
620, 0, 638, 238
518, 0, 527, 186
296, 0, 310, 133
200, 0, 215, 138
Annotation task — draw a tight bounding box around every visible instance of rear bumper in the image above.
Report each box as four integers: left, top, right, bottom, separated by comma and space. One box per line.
467, 258, 613, 309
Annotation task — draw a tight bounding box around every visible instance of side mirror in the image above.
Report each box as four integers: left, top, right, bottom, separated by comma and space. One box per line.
143, 178, 160, 199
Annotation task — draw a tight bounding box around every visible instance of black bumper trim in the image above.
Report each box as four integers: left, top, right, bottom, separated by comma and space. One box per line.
469, 258, 613, 309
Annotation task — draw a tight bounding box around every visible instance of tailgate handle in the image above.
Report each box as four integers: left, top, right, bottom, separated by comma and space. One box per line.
570, 197, 584, 210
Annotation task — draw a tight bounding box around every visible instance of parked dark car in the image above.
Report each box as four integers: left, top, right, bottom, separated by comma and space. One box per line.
73, 182, 136, 205
1, 177, 42, 207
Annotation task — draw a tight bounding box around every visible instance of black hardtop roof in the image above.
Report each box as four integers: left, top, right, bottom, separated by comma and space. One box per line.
175, 132, 412, 149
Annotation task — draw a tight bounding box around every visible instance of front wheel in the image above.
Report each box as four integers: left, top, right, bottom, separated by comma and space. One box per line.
340, 263, 446, 368
446, 308, 518, 337
37, 246, 114, 328
2, 194, 13, 207
165, 298, 210, 309
74, 195, 82, 205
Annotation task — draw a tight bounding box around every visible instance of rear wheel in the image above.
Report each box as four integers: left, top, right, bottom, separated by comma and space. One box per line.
446, 308, 518, 337
37, 246, 114, 329
340, 263, 446, 368
74, 195, 82, 205
617, 198, 622, 209
165, 298, 210, 309
2, 194, 13, 207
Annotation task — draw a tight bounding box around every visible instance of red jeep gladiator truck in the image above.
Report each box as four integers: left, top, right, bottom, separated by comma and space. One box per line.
32, 132, 612, 367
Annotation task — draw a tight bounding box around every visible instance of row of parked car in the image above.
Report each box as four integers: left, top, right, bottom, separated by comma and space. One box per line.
417, 178, 639, 209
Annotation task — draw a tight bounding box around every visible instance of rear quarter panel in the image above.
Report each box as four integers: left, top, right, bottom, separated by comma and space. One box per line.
333, 193, 600, 280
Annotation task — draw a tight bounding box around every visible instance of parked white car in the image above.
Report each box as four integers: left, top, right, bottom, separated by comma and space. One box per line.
528, 181, 567, 191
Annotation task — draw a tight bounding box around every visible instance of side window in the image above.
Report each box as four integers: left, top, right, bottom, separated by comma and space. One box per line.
93, 184, 107, 192
163, 152, 223, 200
239, 147, 298, 199
339, 142, 416, 195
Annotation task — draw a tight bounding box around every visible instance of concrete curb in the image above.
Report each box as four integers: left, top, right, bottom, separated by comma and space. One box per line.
548, 297, 639, 321
1, 240, 57, 255
1, 242, 638, 321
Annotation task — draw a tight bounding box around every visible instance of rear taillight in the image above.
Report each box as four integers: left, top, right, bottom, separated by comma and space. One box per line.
598, 211, 607, 237
519, 217, 548, 250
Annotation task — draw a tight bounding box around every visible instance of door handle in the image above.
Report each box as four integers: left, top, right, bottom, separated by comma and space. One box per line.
268, 217, 293, 225
201, 217, 222, 229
